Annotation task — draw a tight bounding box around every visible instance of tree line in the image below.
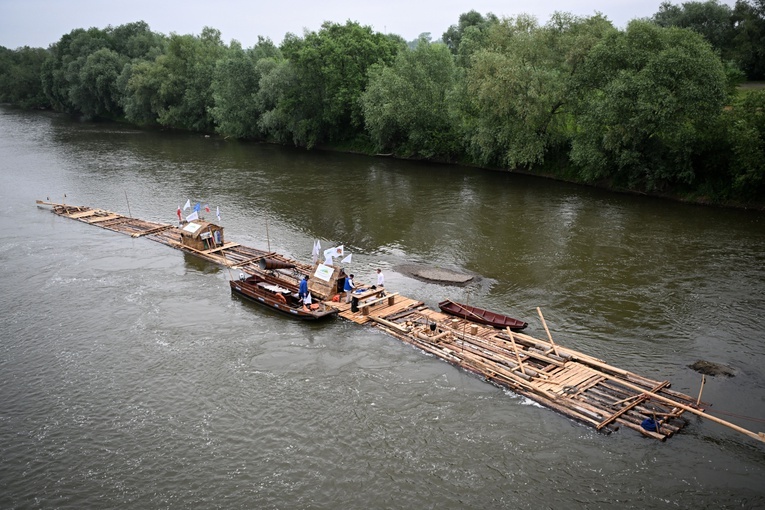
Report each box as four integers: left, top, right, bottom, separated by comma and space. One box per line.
1, 1, 764, 206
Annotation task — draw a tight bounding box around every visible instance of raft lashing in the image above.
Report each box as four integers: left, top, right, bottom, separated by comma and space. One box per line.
38, 201, 765, 443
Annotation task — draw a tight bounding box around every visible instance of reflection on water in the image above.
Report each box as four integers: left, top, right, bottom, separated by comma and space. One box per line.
1, 107, 764, 509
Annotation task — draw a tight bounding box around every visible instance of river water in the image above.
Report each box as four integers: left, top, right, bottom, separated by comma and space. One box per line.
1, 106, 763, 509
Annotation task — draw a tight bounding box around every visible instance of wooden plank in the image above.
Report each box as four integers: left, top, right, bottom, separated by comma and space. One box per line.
66, 209, 99, 219
85, 214, 122, 223
202, 242, 240, 254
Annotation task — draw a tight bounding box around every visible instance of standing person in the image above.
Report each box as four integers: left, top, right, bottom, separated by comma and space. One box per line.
302, 291, 313, 311
344, 274, 356, 303
299, 275, 309, 300
376, 268, 385, 297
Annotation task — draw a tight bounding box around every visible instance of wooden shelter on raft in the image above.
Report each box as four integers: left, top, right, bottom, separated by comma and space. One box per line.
180, 220, 224, 251
306, 263, 347, 301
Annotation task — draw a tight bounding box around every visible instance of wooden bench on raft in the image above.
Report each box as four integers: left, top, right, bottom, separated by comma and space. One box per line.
360, 292, 399, 315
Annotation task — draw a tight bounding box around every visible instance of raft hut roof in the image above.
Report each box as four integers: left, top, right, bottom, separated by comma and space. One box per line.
180, 220, 224, 251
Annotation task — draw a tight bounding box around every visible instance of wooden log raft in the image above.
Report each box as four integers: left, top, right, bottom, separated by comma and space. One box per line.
38, 200, 765, 443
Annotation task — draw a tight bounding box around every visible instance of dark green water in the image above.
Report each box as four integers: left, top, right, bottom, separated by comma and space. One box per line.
1, 106, 764, 509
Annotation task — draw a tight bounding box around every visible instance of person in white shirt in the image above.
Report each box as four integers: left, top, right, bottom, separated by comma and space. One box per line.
376, 269, 385, 287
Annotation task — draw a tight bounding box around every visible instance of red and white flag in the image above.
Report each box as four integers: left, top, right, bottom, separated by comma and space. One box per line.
176, 205, 182, 221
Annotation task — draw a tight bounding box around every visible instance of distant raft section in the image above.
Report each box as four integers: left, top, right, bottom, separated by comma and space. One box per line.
37, 201, 765, 444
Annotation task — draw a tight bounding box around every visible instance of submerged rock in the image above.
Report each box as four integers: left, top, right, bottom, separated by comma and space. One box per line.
689, 360, 736, 377
396, 264, 474, 285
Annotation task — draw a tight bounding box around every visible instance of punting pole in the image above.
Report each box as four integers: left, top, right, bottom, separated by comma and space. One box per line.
124, 191, 132, 218
696, 374, 706, 406
266, 217, 270, 252
536, 307, 560, 357
506, 327, 527, 376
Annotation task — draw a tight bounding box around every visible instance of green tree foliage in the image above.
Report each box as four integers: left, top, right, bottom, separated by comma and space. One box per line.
442, 10, 499, 68
653, 1, 736, 59
0, 46, 50, 108
118, 60, 164, 126
72, 48, 127, 117
569, 21, 728, 190
146, 28, 227, 131
40, 22, 166, 118
652, 1, 765, 80
210, 38, 282, 138
725, 90, 765, 197
278, 21, 404, 147
464, 13, 614, 168
361, 38, 460, 159
255, 58, 297, 143
731, 0, 765, 79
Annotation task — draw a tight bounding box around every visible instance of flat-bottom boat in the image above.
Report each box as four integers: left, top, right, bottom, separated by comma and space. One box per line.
438, 299, 527, 330
230, 273, 338, 321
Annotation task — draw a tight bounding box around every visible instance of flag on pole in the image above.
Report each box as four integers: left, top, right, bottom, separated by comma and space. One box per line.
186, 211, 199, 222
312, 240, 321, 264
341, 253, 352, 264
204, 204, 210, 213
183, 199, 191, 211
176, 205, 182, 221
216, 206, 221, 222
194, 202, 201, 212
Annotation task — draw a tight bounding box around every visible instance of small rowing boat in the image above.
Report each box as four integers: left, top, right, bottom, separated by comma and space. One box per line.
438, 299, 527, 330
230, 273, 338, 321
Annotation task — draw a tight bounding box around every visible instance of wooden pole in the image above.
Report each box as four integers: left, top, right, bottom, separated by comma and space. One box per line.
506, 327, 527, 376
124, 191, 132, 218
537, 307, 560, 357
696, 374, 706, 406
266, 217, 270, 252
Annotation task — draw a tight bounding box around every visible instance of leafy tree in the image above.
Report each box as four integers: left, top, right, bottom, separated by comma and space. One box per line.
361, 38, 461, 158
731, 0, 765, 79
254, 58, 296, 143
463, 13, 614, 168
442, 10, 499, 57
569, 20, 728, 191
41, 27, 111, 113
0, 46, 50, 108
151, 28, 227, 131
652, 1, 736, 59
40, 22, 166, 118
210, 38, 283, 138
725, 90, 765, 198
279, 21, 404, 147
109, 21, 166, 60
72, 47, 126, 117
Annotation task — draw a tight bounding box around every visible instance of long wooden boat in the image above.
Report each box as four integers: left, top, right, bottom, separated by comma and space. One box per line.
230, 273, 338, 321
438, 299, 528, 330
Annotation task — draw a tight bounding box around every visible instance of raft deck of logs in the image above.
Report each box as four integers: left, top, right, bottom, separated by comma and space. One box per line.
38, 201, 765, 443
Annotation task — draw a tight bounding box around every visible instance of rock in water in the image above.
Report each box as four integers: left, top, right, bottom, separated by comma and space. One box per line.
689, 360, 735, 377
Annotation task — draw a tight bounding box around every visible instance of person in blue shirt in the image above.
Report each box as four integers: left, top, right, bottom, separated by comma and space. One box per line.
299, 275, 309, 300
344, 274, 356, 303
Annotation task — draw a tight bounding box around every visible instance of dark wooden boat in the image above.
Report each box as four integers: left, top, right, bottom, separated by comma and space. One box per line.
438, 299, 527, 330
230, 273, 338, 321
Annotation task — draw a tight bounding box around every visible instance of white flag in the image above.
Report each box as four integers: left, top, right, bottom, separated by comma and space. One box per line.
186, 211, 199, 222
324, 255, 333, 266
341, 253, 352, 264
183, 199, 191, 211
312, 240, 320, 264
216, 206, 221, 222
